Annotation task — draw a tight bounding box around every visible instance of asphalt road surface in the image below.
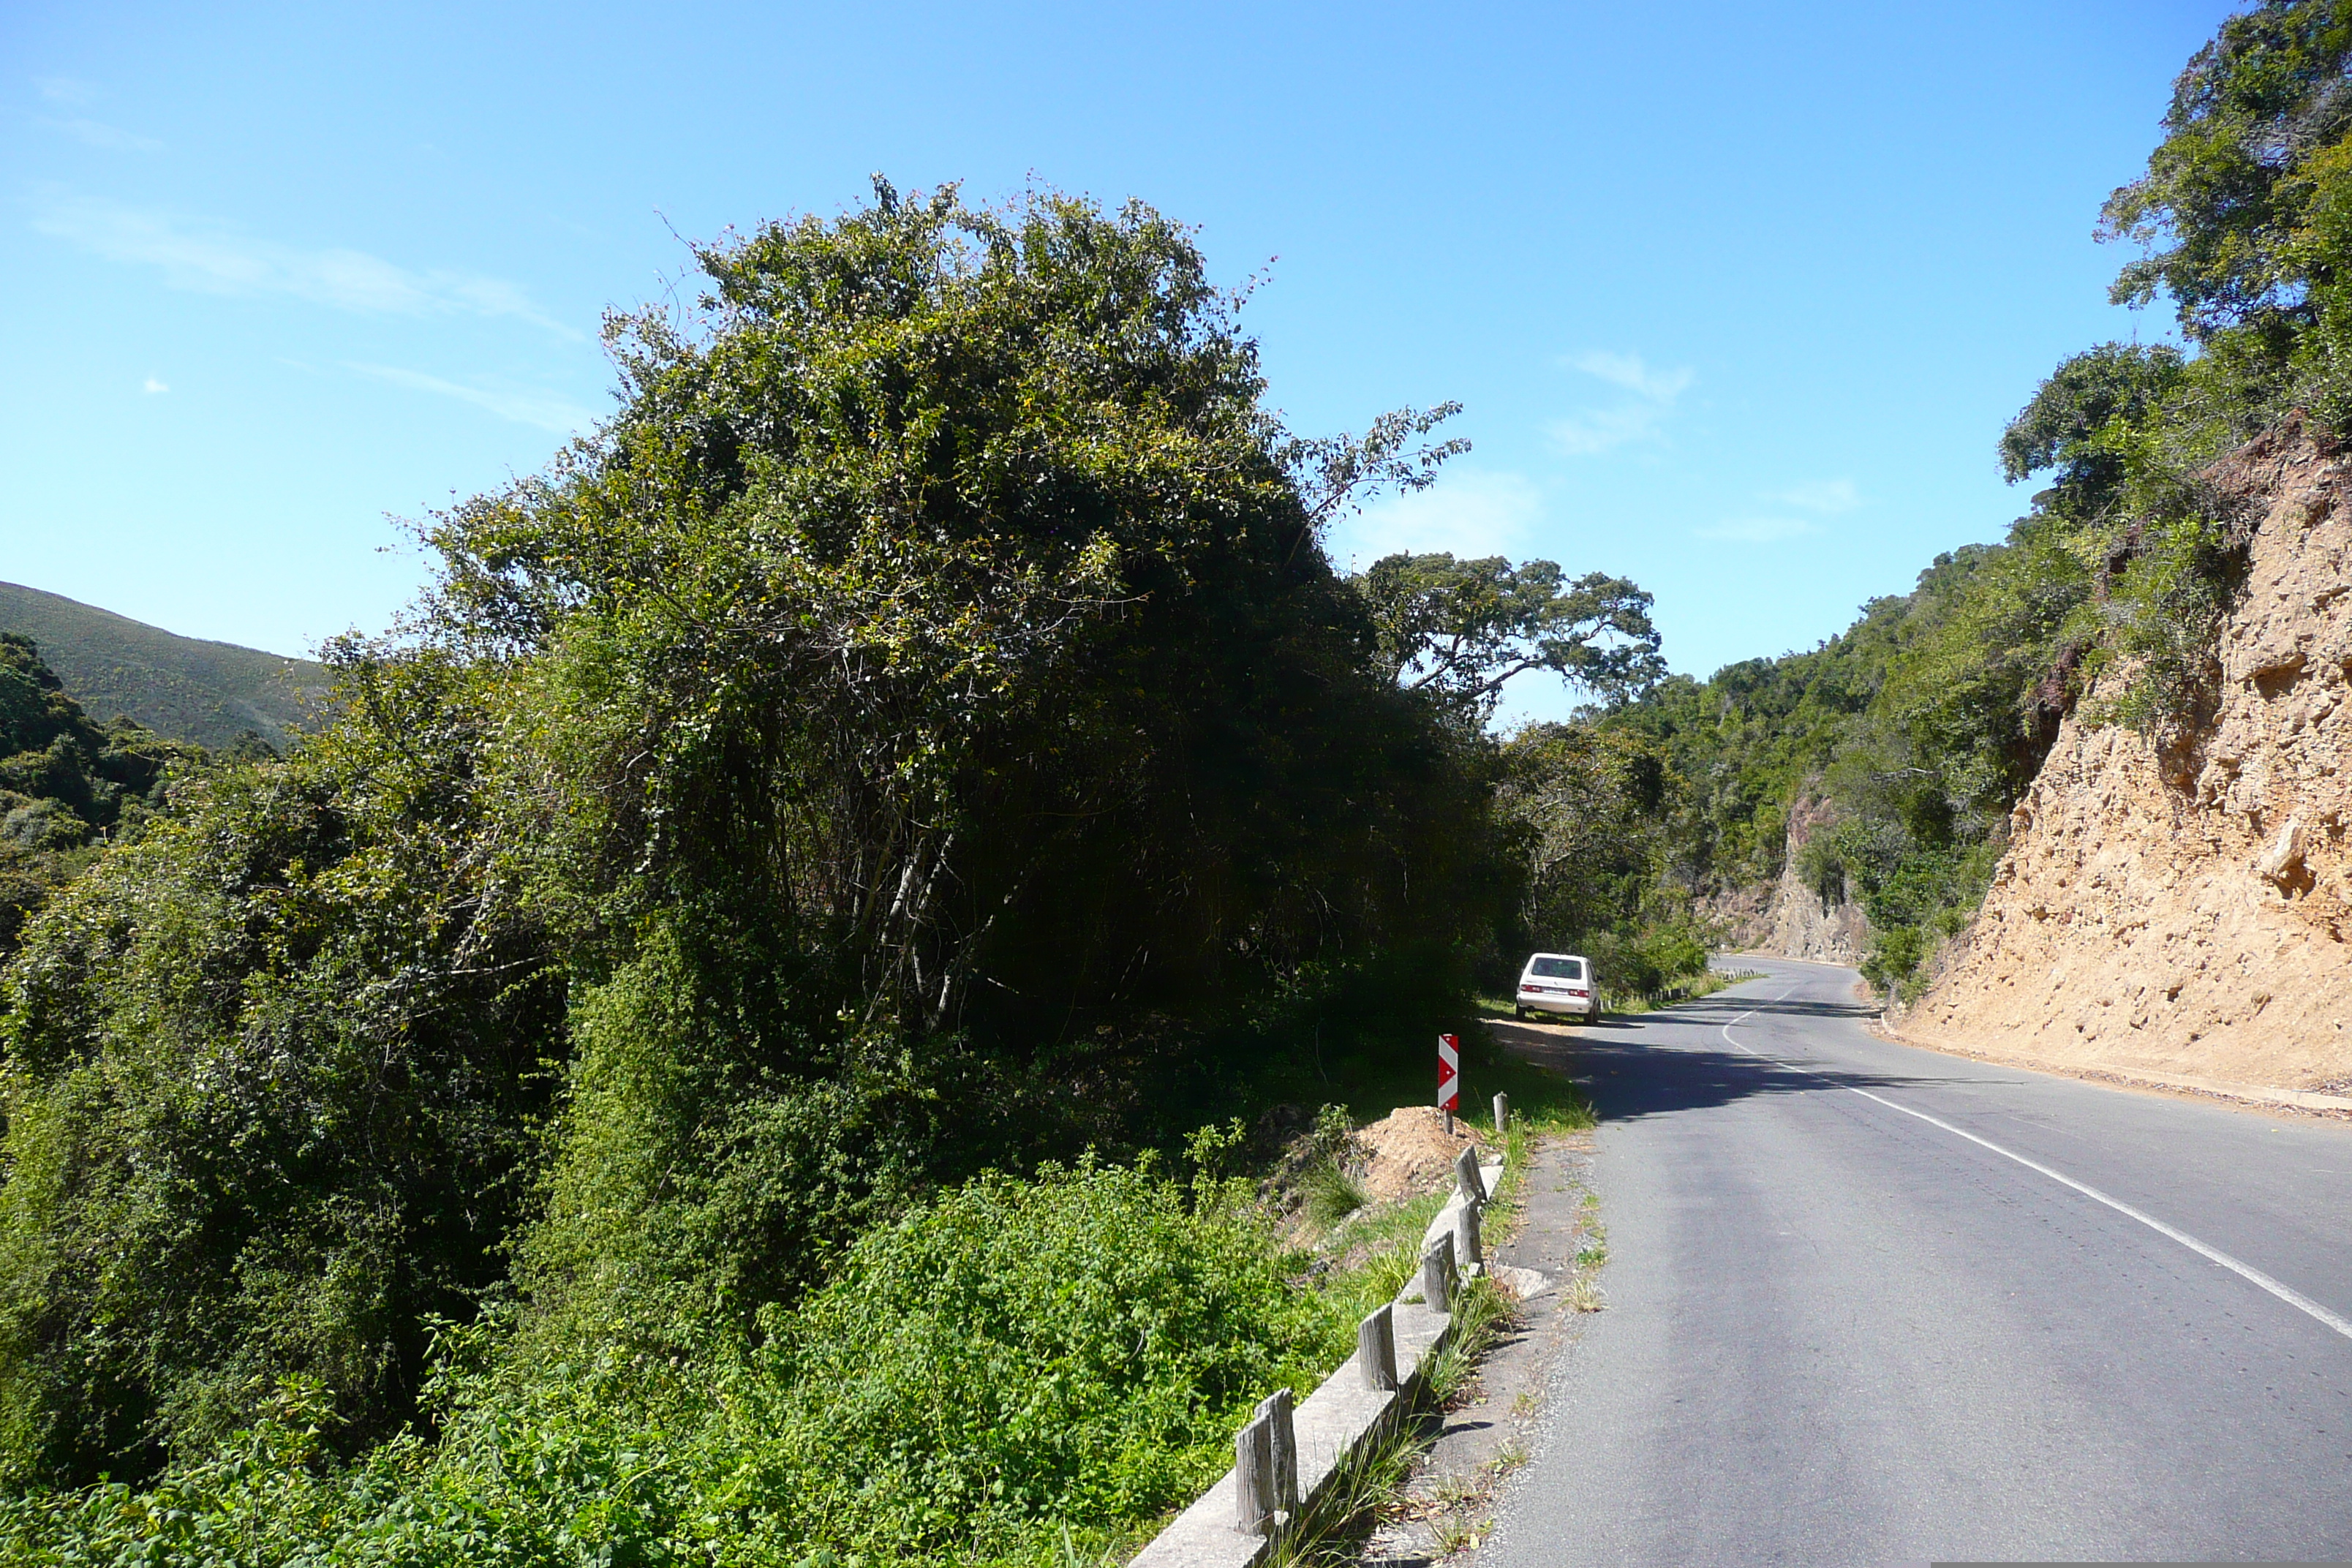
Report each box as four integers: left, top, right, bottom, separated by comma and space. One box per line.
1482, 956, 2352, 1567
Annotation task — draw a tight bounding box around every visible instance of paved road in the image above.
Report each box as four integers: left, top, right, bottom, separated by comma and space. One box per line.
1482, 956, 2352, 1567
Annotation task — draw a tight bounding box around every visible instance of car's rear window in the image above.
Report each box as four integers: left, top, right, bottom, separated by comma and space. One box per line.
1529, 956, 1584, 980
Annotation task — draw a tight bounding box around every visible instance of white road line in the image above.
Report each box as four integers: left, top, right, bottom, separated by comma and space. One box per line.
1719, 989, 2352, 1345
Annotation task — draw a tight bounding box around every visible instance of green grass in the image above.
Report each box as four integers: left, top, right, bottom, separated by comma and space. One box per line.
1300, 1158, 1368, 1229
1311, 1188, 1450, 1322
1266, 1422, 1422, 1568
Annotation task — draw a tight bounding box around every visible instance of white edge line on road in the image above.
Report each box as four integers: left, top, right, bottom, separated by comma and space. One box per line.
1719, 993, 2352, 1344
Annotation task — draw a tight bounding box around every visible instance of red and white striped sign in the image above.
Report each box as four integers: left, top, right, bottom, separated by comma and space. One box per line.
1437, 1033, 1460, 1112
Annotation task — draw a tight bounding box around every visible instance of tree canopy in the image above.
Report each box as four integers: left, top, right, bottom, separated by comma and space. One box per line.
1354, 552, 1665, 725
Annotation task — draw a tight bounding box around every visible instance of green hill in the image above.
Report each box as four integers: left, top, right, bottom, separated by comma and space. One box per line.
0, 581, 331, 750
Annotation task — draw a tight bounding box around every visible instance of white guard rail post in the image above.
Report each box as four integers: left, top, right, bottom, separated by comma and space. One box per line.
1128, 1145, 1506, 1568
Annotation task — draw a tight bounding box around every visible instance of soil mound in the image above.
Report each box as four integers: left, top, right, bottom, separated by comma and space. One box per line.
1354, 1105, 1490, 1203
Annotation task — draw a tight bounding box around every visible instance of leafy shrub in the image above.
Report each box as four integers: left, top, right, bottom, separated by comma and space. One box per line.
0, 1158, 1347, 1567
0, 653, 563, 1485
749, 1158, 1341, 1554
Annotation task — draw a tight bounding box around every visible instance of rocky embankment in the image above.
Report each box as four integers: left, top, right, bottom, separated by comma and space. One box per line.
1707, 794, 1874, 963
1763, 793, 1872, 963
1901, 419, 2352, 1094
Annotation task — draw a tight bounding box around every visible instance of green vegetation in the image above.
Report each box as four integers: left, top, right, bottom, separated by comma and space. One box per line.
0, 634, 192, 952
10, 4, 2339, 1548
0, 184, 1621, 1564
0, 1156, 1367, 1566
1491, 720, 1711, 1001
1594, 1, 2352, 1000
0, 582, 329, 752
1606, 545, 2034, 998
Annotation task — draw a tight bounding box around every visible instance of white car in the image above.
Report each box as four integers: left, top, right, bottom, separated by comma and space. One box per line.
1515, 951, 1599, 1023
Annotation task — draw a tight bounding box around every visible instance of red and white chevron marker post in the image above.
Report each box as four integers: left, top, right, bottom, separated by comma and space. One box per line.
1438, 1032, 1460, 1136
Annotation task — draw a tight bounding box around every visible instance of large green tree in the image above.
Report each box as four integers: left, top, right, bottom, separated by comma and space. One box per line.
0, 182, 1509, 1482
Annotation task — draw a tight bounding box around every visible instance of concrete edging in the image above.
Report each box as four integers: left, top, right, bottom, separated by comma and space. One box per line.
1128, 1155, 1507, 1567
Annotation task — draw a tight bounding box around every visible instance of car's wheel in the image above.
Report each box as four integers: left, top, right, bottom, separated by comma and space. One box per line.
1585, 1007, 1602, 1025
1513, 1004, 1527, 1020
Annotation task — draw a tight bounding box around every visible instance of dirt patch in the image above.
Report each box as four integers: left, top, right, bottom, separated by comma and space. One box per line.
1355, 1104, 1492, 1205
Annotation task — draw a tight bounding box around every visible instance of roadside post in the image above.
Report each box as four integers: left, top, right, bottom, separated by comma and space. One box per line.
1420, 1230, 1458, 1309
1455, 1194, 1483, 1270
1493, 1090, 1509, 1134
1439, 1032, 1460, 1135
1256, 1388, 1298, 1517
1358, 1304, 1398, 1391
1235, 1413, 1273, 1534
1452, 1144, 1486, 1203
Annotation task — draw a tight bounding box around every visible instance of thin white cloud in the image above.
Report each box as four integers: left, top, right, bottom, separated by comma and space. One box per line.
347, 363, 600, 433
1768, 478, 1860, 513
40, 116, 161, 151
33, 195, 578, 339
1695, 516, 1822, 544
1549, 402, 1673, 456
34, 77, 97, 106
1334, 470, 1542, 566
142, 376, 167, 394
1548, 350, 1695, 456
1564, 350, 1693, 404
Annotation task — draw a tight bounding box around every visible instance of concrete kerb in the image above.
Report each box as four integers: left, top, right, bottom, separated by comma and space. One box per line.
1127, 1153, 1509, 1568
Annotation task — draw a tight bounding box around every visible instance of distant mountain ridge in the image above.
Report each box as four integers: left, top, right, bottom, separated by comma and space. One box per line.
0, 582, 331, 751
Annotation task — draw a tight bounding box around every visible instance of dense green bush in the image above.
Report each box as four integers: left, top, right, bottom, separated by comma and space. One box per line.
0, 182, 1520, 1500
0, 652, 563, 1484
0, 635, 191, 952
0, 1157, 1347, 1567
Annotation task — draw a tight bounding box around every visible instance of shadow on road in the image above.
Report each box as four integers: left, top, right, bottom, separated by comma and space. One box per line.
1485, 1009, 2004, 1121
1670, 994, 1883, 1023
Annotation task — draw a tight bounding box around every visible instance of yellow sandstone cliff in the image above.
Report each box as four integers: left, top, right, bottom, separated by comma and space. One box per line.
1904, 419, 2352, 1094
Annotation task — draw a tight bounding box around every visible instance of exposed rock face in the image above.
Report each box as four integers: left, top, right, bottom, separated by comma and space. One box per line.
1697, 881, 1774, 951
1906, 420, 2352, 1090
1757, 793, 1872, 963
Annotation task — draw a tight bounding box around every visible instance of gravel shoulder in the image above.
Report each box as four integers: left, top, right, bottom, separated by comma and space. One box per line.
1357, 1022, 1608, 1565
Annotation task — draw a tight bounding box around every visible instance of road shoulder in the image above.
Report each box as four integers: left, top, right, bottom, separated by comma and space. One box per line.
1358, 1126, 1603, 1565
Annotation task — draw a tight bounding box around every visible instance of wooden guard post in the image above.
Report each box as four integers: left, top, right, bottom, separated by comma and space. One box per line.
1453, 1144, 1487, 1204
1235, 1389, 1297, 1535
1234, 1414, 1273, 1534
1420, 1230, 1457, 1309
1358, 1303, 1398, 1391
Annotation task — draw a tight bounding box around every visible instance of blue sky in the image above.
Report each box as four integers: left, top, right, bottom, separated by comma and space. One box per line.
2, 0, 2231, 723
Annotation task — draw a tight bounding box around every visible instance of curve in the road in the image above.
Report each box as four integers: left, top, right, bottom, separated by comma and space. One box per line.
1480, 956, 2352, 1567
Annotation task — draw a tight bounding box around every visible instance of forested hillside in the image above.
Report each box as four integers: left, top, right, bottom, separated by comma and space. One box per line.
1602, 540, 2060, 993
0, 582, 329, 752
1603, 1, 2352, 1000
